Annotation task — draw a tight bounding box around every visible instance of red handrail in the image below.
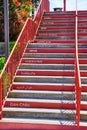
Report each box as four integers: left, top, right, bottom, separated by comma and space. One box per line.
0, 0, 49, 119
75, 0, 82, 126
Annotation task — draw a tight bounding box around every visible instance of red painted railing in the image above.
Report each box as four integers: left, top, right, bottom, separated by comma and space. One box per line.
0, 0, 49, 119
75, 1, 81, 126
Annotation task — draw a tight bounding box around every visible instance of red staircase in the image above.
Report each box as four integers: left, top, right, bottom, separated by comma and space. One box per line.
0, 0, 87, 129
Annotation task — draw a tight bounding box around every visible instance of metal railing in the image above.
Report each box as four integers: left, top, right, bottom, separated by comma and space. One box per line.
75, 0, 82, 126
0, 0, 49, 119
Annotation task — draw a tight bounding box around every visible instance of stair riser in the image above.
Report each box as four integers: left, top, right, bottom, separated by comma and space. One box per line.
19, 64, 74, 70
45, 12, 75, 14
37, 32, 87, 36
41, 21, 75, 25
14, 77, 74, 84
3, 111, 75, 120
5, 101, 75, 109
25, 48, 87, 53
23, 53, 74, 58
9, 92, 75, 100
12, 84, 75, 91
34, 40, 87, 43
39, 27, 75, 30
40, 24, 75, 27
21, 59, 87, 64
21, 59, 74, 64
44, 12, 75, 16
16, 70, 74, 76
39, 30, 75, 33
37, 33, 75, 37
43, 16, 75, 20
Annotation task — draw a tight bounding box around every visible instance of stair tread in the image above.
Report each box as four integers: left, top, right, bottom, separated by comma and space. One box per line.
0, 118, 75, 125
17, 69, 87, 72
81, 101, 87, 104
17, 69, 74, 71
6, 98, 75, 103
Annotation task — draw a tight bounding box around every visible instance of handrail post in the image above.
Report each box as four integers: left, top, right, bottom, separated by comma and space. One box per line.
64, 0, 66, 11
75, 0, 81, 126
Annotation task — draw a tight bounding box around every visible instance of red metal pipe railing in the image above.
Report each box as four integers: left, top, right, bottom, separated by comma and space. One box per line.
75, 0, 82, 126
0, 0, 49, 119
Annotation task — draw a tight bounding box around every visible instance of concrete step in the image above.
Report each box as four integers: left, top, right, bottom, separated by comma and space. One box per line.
25, 48, 75, 53
23, 53, 74, 58
19, 64, 87, 71
40, 23, 75, 27
2, 107, 75, 121
36, 36, 75, 40
12, 82, 74, 91
38, 29, 75, 33
4, 98, 75, 109
81, 92, 87, 101
44, 11, 75, 16
25, 48, 87, 53
19, 64, 74, 70
8, 90, 75, 100
37, 33, 75, 37
0, 117, 75, 125
23, 53, 87, 59
39, 26, 75, 30
81, 77, 87, 84
14, 76, 75, 84
27, 43, 75, 48
79, 36, 87, 40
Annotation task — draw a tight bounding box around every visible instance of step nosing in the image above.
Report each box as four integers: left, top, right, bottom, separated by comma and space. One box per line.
10, 90, 74, 94
15, 75, 75, 78
13, 82, 74, 86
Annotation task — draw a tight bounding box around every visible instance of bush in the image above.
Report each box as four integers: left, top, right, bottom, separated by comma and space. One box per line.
0, 57, 6, 73
10, 41, 15, 52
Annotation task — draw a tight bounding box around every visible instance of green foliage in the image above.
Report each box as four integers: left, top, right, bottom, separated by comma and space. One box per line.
0, 0, 40, 42
0, 57, 6, 73
10, 41, 15, 52
0, 41, 15, 73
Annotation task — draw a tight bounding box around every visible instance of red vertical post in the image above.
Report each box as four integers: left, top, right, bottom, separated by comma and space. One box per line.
64, 0, 66, 11
0, 77, 2, 119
